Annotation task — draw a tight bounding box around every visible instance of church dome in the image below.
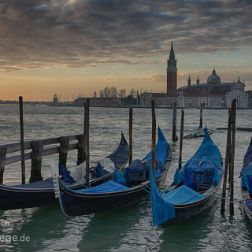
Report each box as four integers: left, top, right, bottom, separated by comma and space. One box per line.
207, 69, 221, 85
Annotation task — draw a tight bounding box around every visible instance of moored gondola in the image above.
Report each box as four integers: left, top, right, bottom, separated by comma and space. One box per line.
0, 132, 128, 210
240, 137, 252, 219
55, 127, 171, 217
149, 128, 223, 225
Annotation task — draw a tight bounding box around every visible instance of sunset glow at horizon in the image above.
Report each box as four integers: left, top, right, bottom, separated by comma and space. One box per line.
1, 0, 252, 101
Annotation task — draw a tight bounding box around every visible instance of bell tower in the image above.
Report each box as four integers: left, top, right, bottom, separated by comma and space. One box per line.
167, 42, 177, 96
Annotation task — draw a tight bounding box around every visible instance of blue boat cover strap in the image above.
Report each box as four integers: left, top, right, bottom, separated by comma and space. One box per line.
162, 185, 206, 205
75, 180, 129, 193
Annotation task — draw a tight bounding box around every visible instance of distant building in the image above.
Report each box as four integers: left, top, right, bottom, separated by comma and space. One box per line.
53, 94, 59, 104
139, 43, 249, 108
74, 97, 122, 107
246, 90, 252, 108
178, 71, 248, 108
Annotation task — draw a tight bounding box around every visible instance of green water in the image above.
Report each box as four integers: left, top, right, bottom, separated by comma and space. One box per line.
0, 104, 252, 251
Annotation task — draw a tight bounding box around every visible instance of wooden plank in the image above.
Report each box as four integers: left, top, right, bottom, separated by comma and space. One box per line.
5, 143, 78, 166
1, 134, 79, 154
6, 153, 31, 165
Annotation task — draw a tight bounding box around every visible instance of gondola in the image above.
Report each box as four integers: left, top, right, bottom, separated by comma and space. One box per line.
0, 132, 128, 210
55, 127, 171, 217
149, 128, 223, 225
240, 137, 252, 219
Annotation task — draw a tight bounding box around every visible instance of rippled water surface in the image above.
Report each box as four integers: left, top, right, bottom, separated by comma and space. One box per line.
0, 104, 252, 252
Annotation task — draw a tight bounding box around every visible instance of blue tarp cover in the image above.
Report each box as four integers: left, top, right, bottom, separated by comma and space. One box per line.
243, 137, 252, 167
114, 127, 169, 186
76, 180, 129, 193
174, 129, 222, 189
59, 165, 76, 184
241, 163, 252, 193
241, 138, 252, 193
106, 133, 129, 168
245, 199, 252, 211
162, 185, 206, 205
149, 164, 175, 225
124, 159, 147, 186
143, 127, 169, 166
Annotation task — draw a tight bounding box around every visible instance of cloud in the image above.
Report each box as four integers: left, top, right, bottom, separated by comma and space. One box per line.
0, 0, 252, 71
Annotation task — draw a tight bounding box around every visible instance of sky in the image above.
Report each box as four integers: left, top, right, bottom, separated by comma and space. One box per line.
0, 0, 252, 101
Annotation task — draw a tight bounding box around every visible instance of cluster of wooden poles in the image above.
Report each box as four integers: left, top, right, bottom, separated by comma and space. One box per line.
221, 99, 237, 216
8, 96, 238, 216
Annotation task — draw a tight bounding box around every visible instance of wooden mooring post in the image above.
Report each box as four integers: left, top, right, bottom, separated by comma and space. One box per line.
59, 136, 70, 169
84, 99, 90, 186
172, 102, 178, 142
19, 96, 26, 184
0, 147, 7, 184
129, 107, 133, 164
178, 109, 184, 169
30, 141, 43, 182
151, 101, 156, 174
220, 99, 236, 216
199, 104, 203, 129
229, 99, 236, 216
221, 109, 231, 215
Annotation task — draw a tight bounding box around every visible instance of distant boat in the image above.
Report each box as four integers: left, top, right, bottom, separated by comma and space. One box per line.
0, 132, 129, 210
183, 105, 213, 139
55, 127, 171, 217
183, 128, 213, 139
149, 128, 223, 225
240, 137, 252, 219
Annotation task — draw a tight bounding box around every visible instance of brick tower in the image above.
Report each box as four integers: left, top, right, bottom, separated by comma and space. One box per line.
167, 42, 177, 96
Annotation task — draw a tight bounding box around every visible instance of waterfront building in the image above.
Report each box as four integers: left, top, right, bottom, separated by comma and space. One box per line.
139, 43, 249, 108
74, 97, 122, 107
245, 90, 252, 108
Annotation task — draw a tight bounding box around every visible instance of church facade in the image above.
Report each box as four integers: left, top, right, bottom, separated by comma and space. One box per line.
140, 43, 249, 108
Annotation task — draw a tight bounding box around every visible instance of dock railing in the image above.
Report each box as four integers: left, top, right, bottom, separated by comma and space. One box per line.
0, 134, 85, 184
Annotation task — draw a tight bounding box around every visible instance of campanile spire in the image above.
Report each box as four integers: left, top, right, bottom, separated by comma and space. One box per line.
167, 42, 177, 96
